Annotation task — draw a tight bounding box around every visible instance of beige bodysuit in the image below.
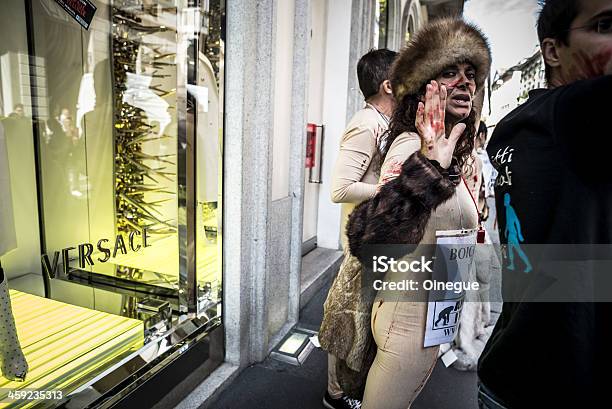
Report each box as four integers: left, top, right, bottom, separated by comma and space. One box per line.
362, 131, 478, 409
331, 104, 389, 248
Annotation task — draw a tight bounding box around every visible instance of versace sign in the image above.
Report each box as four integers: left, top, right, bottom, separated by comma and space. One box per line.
41, 228, 152, 278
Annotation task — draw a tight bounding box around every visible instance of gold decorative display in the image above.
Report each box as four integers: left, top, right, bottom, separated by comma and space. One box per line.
111, 1, 177, 238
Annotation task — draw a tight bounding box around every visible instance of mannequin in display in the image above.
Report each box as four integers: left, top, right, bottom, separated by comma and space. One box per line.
0, 263, 27, 381
0, 122, 28, 381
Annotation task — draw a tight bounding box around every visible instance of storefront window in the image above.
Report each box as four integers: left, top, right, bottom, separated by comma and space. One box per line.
0, 0, 224, 406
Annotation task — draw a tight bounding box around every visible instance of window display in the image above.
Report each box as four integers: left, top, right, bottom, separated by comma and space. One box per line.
0, 269, 28, 384
0, 0, 224, 407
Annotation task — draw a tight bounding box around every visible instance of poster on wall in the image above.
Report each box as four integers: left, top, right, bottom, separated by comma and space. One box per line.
54, 0, 97, 30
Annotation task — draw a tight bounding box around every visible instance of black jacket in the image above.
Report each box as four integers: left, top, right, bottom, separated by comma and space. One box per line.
479, 75, 612, 407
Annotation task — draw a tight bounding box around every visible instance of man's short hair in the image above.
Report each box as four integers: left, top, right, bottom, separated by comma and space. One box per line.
476, 121, 488, 147
357, 48, 398, 100
537, 0, 581, 82
478, 121, 488, 138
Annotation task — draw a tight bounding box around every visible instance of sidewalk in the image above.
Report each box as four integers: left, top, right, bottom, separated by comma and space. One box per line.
208, 198, 501, 409
208, 281, 480, 409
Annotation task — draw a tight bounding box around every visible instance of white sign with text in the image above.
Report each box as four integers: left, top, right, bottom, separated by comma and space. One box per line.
424, 230, 477, 347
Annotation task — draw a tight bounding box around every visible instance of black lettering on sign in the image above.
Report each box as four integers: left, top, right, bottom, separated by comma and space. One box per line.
449, 246, 475, 260
62, 247, 76, 275
113, 234, 128, 258
129, 231, 142, 252
54, 0, 97, 30
97, 239, 111, 263
78, 243, 95, 268
41, 251, 60, 278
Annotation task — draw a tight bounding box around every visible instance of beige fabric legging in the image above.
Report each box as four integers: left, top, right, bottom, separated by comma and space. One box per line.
327, 353, 344, 398
362, 299, 439, 409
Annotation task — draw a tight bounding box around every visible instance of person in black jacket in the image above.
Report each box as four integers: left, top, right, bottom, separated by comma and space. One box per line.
478, 0, 612, 407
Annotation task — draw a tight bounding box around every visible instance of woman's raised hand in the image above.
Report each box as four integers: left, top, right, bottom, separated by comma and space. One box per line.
415, 80, 466, 169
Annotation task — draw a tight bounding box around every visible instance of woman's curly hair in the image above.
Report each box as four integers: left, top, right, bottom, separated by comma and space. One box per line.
377, 91, 476, 173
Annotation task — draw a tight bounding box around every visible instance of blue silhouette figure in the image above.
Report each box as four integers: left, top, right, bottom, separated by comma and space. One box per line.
503, 193, 532, 273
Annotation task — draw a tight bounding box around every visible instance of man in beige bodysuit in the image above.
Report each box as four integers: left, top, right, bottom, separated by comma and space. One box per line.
324, 48, 397, 409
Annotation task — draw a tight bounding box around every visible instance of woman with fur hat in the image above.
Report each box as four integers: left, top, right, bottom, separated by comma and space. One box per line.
346, 18, 491, 408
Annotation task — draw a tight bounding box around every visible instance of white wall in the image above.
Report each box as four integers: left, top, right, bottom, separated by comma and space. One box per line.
315, 0, 352, 250
302, 0, 327, 242
490, 71, 522, 126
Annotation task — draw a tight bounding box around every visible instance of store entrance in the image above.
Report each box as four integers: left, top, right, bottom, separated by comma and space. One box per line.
301, 0, 328, 257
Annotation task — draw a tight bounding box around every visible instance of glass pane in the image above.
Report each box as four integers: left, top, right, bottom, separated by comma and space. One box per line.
0, 0, 43, 296
195, 0, 224, 317
108, 0, 179, 288
31, 0, 181, 293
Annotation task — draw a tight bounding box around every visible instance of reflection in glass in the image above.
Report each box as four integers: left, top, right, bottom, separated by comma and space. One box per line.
376, 0, 389, 49
195, 0, 224, 316
110, 2, 178, 288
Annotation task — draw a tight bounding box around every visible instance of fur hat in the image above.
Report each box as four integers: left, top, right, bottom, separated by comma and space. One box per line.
391, 18, 491, 101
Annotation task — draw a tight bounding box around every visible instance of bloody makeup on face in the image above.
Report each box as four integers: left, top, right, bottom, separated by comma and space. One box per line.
435, 63, 477, 122
555, 0, 612, 84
